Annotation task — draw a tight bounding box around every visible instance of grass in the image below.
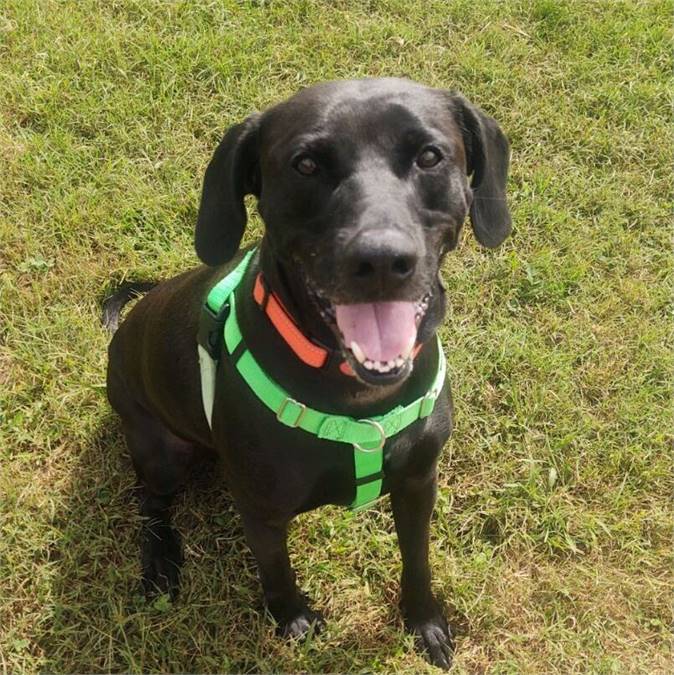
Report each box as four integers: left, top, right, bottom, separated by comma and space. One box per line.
0, 0, 671, 672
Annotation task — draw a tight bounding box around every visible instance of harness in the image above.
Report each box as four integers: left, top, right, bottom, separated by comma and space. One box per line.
197, 248, 447, 510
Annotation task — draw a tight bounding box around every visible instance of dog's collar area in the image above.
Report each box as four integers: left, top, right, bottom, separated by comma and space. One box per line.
252, 272, 354, 376
197, 248, 447, 511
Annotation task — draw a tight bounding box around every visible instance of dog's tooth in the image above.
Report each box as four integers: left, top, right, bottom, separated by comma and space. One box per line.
395, 357, 404, 368
350, 341, 366, 364
401, 335, 416, 359
378, 361, 390, 372
387, 360, 396, 369
364, 359, 374, 370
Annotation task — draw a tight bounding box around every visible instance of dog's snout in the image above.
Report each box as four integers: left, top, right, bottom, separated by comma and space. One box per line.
346, 230, 418, 291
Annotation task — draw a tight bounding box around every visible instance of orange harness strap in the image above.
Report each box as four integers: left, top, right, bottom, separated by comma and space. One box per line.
253, 274, 332, 369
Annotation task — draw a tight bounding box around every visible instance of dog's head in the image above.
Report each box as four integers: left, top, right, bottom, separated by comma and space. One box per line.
196, 78, 511, 385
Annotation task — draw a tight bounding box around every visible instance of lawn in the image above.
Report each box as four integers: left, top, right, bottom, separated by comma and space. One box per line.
0, 1, 671, 673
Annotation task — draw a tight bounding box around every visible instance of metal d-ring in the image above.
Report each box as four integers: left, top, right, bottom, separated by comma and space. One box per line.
353, 419, 386, 453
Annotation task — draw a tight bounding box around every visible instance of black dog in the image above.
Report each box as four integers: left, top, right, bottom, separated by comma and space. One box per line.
105, 78, 510, 670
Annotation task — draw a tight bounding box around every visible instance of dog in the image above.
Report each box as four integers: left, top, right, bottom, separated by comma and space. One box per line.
104, 77, 511, 670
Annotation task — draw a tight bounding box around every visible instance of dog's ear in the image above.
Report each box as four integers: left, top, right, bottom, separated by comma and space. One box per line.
195, 113, 261, 265
450, 94, 512, 248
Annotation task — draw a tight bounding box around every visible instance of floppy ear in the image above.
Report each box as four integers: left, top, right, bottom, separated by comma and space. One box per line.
451, 94, 512, 248
195, 113, 261, 265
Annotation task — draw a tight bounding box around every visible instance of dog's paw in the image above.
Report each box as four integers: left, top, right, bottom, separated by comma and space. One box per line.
141, 525, 183, 600
409, 614, 454, 670
403, 597, 454, 671
273, 601, 324, 640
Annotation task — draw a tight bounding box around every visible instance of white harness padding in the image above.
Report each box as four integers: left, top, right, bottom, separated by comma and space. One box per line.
198, 344, 218, 429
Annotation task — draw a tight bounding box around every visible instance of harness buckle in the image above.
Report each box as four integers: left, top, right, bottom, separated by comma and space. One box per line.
353, 419, 386, 453
198, 301, 231, 361
276, 397, 308, 428
419, 388, 438, 419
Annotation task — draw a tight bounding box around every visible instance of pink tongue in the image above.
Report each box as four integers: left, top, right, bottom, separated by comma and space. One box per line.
335, 301, 417, 363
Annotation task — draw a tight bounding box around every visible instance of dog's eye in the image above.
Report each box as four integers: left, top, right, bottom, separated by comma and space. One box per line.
294, 154, 318, 176
417, 146, 443, 169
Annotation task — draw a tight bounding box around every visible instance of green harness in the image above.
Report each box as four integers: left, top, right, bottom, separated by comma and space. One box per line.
197, 249, 447, 510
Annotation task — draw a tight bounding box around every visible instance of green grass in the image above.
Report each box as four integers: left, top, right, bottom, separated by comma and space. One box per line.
0, 0, 671, 673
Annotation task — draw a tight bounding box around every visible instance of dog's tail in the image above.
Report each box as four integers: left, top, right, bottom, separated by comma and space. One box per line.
102, 281, 157, 333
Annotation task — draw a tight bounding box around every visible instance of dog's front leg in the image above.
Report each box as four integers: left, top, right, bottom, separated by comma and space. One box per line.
391, 469, 453, 670
240, 512, 324, 639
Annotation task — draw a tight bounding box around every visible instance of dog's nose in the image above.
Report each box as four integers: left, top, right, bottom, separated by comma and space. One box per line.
346, 230, 418, 290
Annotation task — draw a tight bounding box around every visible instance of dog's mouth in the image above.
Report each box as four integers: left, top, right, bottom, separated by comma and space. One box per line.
309, 287, 431, 384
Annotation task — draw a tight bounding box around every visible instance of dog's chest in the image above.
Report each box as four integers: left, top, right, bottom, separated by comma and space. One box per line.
212, 365, 451, 514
